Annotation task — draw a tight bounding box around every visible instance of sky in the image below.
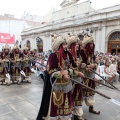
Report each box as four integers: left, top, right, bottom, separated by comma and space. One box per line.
0, 0, 120, 18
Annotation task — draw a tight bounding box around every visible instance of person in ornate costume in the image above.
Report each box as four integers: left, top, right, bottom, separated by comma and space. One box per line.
21, 44, 31, 83
37, 34, 85, 120
10, 44, 22, 85
80, 33, 100, 115
0, 44, 11, 85
28, 49, 36, 69
66, 34, 86, 120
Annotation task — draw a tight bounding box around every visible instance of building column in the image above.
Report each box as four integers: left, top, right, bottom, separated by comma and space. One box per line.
95, 28, 100, 52
43, 36, 46, 52
44, 34, 51, 52
99, 22, 106, 53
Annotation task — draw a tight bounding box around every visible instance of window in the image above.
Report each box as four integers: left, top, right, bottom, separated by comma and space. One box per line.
109, 31, 120, 40
36, 37, 43, 52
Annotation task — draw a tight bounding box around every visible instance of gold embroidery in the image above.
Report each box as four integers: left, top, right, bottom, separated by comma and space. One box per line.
60, 109, 63, 115
53, 91, 64, 107
75, 90, 79, 100
48, 68, 57, 74
55, 78, 70, 86
57, 108, 59, 115
64, 94, 69, 109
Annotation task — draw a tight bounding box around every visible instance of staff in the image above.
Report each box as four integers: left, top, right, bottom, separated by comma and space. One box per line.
85, 76, 115, 90
91, 69, 120, 91
24, 55, 120, 98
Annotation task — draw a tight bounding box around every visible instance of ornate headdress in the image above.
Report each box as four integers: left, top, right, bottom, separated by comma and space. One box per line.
12, 44, 20, 50
3, 44, 10, 50
82, 28, 94, 47
82, 34, 94, 47
23, 44, 28, 50
66, 33, 79, 48
51, 34, 66, 52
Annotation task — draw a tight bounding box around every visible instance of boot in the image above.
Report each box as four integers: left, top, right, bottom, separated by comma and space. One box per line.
89, 106, 100, 115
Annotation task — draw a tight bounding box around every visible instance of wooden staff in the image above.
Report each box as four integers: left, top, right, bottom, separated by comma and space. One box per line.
34, 56, 47, 61
70, 78, 111, 99
24, 55, 46, 67
85, 76, 114, 90
24, 54, 120, 91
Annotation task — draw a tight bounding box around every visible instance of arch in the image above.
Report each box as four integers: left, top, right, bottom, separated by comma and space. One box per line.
106, 29, 120, 41
109, 31, 120, 41
107, 30, 120, 54
36, 36, 43, 52
26, 40, 31, 50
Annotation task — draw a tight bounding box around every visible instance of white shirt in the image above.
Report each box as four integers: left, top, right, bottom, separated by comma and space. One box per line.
109, 64, 117, 73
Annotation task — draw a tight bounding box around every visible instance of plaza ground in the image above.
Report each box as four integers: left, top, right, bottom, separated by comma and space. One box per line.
0, 74, 120, 120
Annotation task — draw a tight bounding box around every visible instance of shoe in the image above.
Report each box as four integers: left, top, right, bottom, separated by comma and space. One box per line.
89, 106, 100, 115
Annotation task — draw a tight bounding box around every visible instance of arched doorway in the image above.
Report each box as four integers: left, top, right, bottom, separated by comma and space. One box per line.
36, 37, 43, 52
26, 40, 31, 50
108, 31, 120, 54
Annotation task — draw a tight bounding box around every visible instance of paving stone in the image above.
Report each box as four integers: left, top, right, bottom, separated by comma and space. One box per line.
16, 107, 38, 120
0, 112, 23, 120
0, 104, 13, 116
20, 92, 42, 100
26, 97, 41, 108
0, 99, 7, 106
9, 101, 37, 112
2, 96, 24, 104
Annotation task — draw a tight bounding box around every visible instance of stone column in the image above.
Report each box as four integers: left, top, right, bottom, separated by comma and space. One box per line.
101, 23, 106, 53
44, 33, 51, 52
95, 28, 101, 52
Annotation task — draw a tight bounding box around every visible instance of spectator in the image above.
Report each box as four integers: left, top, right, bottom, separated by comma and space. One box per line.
117, 61, 120, 78
104, 61, 115, 83
109, 59, 119, 83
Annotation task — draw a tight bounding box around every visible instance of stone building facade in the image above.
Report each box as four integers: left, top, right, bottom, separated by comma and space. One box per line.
21, 0, 120, 54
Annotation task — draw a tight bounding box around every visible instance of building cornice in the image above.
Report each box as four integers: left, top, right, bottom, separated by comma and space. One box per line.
21, 5, 120, 36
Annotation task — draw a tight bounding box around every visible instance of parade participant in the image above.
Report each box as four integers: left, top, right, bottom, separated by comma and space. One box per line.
28, 49, 36, 69
21, 44, 31, 83
10, 44, 22, 85
66, 34, 86, 120
80, 33, 100, 114
2, 44, 11, 73
37, 34, 84, 120
0, 44, 11, 85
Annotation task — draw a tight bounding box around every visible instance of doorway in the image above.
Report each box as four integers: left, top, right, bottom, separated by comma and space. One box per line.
107, 31, 120, 54
108, 41, 120, 54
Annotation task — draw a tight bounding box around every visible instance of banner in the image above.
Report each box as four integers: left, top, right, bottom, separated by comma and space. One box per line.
0, 33, 15, 44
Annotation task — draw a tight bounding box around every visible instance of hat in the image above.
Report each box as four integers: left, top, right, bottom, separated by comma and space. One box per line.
52, 35, 66, 52
3, 44, 10, 50
23, 44, 28, 50
82, 34, 95, 47
66, 33, 79, 48
12, 44, 20, 50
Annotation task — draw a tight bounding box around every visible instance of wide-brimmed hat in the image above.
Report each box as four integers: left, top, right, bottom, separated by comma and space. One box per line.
51, 34, 66, 52
66, 33, 79, 48
23, 44, 28, 50
2, 44, 10, 50
82, 34, 95, 47
12, 44, 20, 50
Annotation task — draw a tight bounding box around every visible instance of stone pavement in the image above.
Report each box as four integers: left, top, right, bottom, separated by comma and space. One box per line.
0, 74, 120, 120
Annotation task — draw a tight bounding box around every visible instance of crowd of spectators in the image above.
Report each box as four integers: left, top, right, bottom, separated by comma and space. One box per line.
95, 52, 120, 84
